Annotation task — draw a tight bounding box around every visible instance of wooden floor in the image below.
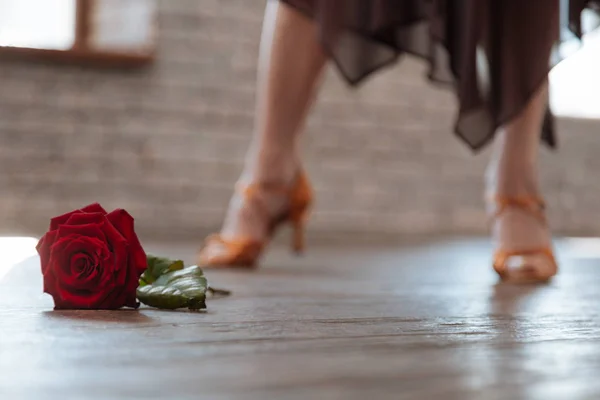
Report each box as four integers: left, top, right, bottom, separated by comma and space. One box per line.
1, 237, 600, 400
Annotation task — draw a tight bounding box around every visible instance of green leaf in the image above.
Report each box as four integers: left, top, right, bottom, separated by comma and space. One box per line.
137, 254, 231, 310
139, 254, 184, 287
137, 265, 208, 310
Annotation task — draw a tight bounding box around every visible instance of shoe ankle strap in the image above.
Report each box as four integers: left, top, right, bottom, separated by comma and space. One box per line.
236, 181, 292, 199
488, 195, 547, 224
231, 180, 296, 223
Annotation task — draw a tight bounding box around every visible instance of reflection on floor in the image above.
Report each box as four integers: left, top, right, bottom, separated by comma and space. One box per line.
1, 237, 600, 400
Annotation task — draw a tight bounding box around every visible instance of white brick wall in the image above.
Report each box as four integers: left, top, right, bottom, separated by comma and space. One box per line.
0, 0, 599, 241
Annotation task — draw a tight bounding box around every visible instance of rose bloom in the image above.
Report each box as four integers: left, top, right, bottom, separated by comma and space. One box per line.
37, 203, 147, 309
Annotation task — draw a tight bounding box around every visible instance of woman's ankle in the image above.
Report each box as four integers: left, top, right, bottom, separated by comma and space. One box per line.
243, 149, 299, 185
485, 162, 540, 197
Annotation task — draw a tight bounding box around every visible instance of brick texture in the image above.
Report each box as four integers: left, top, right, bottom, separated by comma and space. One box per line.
0, 0, 599, 241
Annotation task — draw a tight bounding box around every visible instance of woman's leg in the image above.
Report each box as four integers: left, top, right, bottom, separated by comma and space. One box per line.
486, 82, 555, 279
219, 1, 327, 242
482, 0, 560, 281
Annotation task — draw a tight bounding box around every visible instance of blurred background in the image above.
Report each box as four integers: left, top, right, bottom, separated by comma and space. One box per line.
0, 0, 598, 242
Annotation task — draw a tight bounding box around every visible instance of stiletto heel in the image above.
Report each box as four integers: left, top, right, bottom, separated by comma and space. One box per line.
291, 217, 306, 254
489, 195, 558, 283
288, 170, 311, 255
198, 169, 312, 268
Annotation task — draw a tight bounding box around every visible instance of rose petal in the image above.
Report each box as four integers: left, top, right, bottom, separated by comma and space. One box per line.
49, 211, 81, 231
48, 236, 107, 289
97, 289, 127, 309
98, 215, 127, 247
49, 210, 85, 231
96, 214, 129, 287
118, 260, 142, 309
96, 254, 118, 290
42, 265, 59, 298
98, 272, 139, 309
53, 286, 116, 310
53, 222, 119, 289
70, 253, 90, 275
46, 236, 79, 287
124, 270, 142, 308
56, 223, 108, 244
52, 255, 119, 309
48, 243, 107, 290
80, 203, 108, 215
65, 212, 106, 227
37, 230, 58, 275
49, 235, 114, 289
104, 209, 147, 309
106, 209, 147, 274
49, 204, 107, 231
69, 252, 106, 291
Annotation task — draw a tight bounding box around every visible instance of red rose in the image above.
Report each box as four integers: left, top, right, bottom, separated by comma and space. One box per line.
36, 203, 147, 309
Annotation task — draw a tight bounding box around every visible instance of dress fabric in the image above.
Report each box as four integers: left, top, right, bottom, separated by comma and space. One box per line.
279, 0, 600, 150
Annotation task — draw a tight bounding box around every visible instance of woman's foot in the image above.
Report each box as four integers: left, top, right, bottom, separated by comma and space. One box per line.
198, 188, 289, 268
486, 170, 557, 283
219, 175, 296, 243
198, 159, 312, 268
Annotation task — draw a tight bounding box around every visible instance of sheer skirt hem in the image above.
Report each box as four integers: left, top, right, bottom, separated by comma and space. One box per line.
279, 0, 599, 151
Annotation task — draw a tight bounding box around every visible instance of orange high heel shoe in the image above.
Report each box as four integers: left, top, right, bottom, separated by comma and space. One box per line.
490, 195, 558, 283
198, 170, 312, 269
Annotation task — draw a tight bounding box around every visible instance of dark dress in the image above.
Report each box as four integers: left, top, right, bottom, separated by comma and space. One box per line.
279, 0, 600, 150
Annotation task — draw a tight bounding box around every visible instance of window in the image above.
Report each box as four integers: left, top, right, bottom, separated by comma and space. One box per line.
549, 6, 600, 119
550, 29, 600, 119
0, 0, 76, 50
0, 0, 156, 67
